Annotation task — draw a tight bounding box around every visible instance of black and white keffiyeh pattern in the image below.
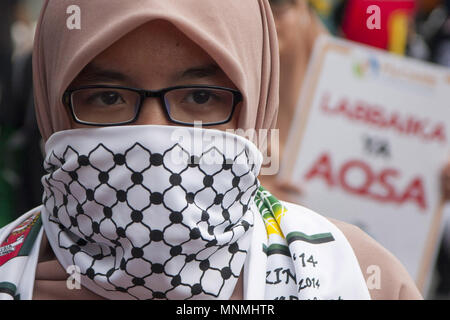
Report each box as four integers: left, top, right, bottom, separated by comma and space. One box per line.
41, 125, 262, 300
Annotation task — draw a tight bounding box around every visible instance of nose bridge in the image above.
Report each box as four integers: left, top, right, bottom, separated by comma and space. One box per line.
136, 89, 170, 126
142, 89, 166, 110
144, 89, 162, 98
141, 89, 165, 110
139, 88, 164, 108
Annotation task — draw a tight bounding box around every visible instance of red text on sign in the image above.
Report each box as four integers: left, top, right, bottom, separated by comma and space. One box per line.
304, 152, 427, 210
320, 92, 446, 144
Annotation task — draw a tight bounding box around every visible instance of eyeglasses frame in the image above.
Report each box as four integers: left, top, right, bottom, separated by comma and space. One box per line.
62, 84, 243, 127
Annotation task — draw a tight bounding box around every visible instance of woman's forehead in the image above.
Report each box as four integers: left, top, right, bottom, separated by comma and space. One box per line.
98, 21, 214, 66
73, 20, 231, 87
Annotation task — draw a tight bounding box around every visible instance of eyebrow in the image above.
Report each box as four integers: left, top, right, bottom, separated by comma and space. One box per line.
72, 63, 135, 86
174, 64, 223, 82
72, 63, 224, 87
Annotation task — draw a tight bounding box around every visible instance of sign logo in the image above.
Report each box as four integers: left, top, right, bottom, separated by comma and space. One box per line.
353, 56, 380, 78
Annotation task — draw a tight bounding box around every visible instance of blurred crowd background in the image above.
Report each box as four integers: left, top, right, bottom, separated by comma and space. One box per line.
0, 0, 449, 299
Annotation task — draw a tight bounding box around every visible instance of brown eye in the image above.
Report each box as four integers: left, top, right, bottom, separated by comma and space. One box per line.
99, 91, 124, 105
192, 90, 211, 104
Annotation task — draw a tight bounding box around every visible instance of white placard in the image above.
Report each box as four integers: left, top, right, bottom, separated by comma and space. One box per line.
280, 35, 450, 294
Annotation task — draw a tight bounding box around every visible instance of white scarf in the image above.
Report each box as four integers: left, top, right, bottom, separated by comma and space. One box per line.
0, 125, 370, 300
245, 188, 371, 300
41, 125, 262, 300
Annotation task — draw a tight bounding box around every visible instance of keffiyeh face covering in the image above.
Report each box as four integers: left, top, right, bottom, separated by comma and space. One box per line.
41, 125, 262, 300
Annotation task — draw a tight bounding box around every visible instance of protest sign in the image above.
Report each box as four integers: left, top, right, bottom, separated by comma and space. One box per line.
280, 35, 450, 293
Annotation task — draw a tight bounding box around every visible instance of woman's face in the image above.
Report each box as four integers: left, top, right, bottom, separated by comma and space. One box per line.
67, 20, 240, 130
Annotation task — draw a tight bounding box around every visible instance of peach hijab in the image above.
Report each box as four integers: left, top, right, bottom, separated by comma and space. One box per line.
32, 0, 279, 141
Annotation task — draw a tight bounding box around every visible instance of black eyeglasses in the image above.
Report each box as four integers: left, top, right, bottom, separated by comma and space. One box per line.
62, 85, 243, 126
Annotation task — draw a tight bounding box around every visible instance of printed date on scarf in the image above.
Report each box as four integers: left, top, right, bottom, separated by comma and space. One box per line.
293, 253, 318, 267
